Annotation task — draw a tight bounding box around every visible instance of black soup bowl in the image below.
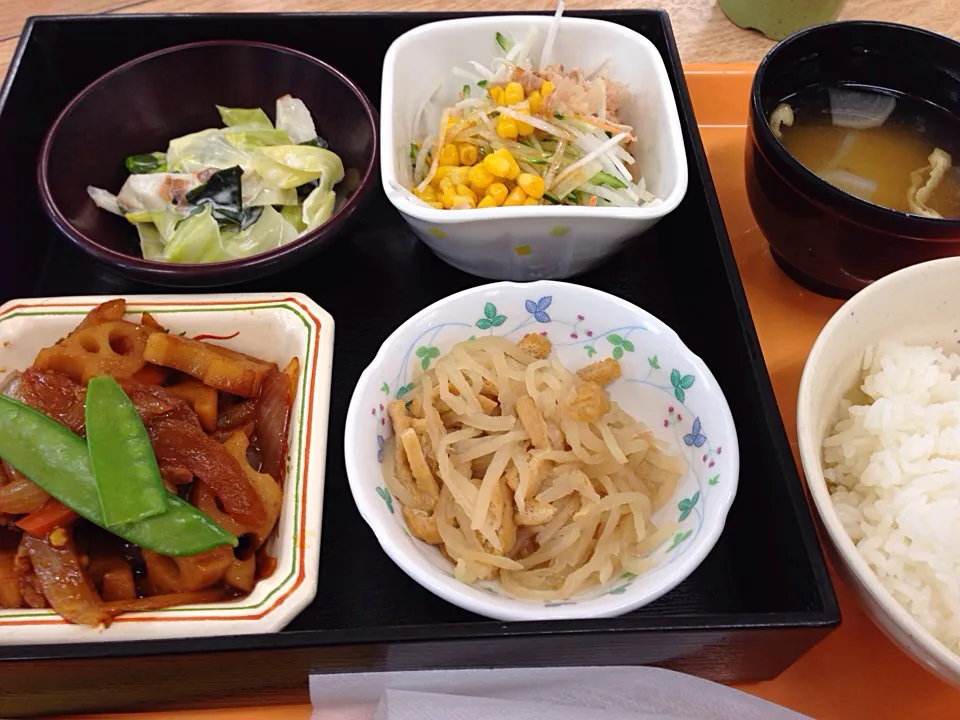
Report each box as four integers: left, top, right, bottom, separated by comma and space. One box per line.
39, 41, 378, 288
747, 22, 960, 298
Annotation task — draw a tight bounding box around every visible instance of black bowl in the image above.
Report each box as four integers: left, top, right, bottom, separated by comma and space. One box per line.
39, 40, 378, 287
746, 21, 960, 298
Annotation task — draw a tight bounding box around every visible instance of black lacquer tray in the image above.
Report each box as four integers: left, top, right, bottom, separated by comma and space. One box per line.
0, 10, 839, 717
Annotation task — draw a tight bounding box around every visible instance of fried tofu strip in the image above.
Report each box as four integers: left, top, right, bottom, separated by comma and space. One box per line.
576, 358, 621, 387
517, 333, 552, 360
400, 428, 440, 506
516, 395, 550, 449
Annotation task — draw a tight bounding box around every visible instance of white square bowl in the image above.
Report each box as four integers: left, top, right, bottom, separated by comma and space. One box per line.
381, 14, 689, 281
0, 292, 334, 644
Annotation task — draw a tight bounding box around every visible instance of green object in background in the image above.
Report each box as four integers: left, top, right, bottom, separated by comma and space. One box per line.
718, 0, 847, 41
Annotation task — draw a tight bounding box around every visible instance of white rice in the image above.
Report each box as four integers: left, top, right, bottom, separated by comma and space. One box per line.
825, 341, 960, 654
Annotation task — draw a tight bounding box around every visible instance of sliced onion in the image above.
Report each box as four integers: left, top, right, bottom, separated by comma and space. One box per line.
256, 365, 296, 484
0, 471, 49, 514
23, 533, 111, 628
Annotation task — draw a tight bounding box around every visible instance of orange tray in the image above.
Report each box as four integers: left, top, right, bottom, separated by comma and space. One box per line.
57, 64, 960, 720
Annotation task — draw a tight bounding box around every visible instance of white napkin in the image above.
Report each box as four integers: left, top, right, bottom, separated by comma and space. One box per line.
309, 666, 810, 720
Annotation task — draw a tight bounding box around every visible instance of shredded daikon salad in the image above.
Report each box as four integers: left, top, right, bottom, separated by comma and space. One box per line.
405, 2, 657, 211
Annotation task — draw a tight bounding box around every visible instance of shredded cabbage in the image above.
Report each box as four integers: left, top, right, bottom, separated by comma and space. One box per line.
276, 94, 319, 145
216, 106, 274, 129
161, 206, 224, 263
252, 145, 344, 190
136, 223, 166, 261
87, 187, 123, 216
302, 184, 337, 231
89, 95, 344, 264
167, 129, 252, 173
223, 129, 292, 150
222, 205, 298, 258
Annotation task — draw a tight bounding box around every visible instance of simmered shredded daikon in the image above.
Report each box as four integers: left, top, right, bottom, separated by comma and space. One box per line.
381, 335, 684, 600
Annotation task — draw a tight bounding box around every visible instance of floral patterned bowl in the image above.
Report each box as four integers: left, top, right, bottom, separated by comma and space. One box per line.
344, 281, 738, 621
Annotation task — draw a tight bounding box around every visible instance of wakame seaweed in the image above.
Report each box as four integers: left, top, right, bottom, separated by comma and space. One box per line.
185, 166, 246, 226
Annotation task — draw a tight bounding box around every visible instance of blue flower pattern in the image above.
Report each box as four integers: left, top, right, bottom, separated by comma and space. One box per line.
524, 295, 552, 323
684, 417, 707, 448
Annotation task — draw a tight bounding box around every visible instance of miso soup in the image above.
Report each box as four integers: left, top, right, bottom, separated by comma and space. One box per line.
770, 84, 960, 219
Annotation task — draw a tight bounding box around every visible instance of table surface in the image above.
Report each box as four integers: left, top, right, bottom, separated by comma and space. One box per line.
0, 0, 958, 75
2, 2, 959, 719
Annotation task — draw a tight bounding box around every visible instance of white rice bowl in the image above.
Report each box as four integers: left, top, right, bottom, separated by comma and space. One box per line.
824, 341, 960, 655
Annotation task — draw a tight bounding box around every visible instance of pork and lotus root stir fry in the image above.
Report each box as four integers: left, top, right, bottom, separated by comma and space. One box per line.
0, 300, 298, 627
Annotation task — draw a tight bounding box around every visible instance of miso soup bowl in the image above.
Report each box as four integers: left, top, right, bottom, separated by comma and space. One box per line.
381, 15, 688, 281
747, 21, 960, 298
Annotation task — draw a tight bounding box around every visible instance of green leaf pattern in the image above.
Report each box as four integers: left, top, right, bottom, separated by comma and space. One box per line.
677, 491, 700, 522
667, 530, 693, 552
415, 345, 441, 371
476, 302, 507, 330
607, 333, 635, 361
375, 486, 394, 514
670, 368, 695, 402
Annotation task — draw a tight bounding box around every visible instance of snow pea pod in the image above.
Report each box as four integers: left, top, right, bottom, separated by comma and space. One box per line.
0, 395, 236, 556
86, 376, 167, 526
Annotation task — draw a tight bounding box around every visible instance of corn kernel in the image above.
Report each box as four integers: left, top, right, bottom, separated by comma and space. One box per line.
441, 187, 457, 209
435, 166, 470, 184
527, 90, 543, 114
503, 186, 527, 206
523, 197, 540, 205
489, 86, 504, 105
486, 182, 509, 206
455, 184, 478, 203
483, 152, 512, 178
444, 115, 458, 133
467, 164, 494, 190
517, 118, 535, 136
541, 80, 554, 97
457, 143, 478, 166
496, 115, 519, 140
451, 195, 477, 209
478, 195, 498, 209
517, 173, 545, 199
438, 144, 459, 166
504, 82, 525, 105
414, 185, 438, 203
428, 201, 443, 209
496, 148, 522, 180
438, 176, 455, 194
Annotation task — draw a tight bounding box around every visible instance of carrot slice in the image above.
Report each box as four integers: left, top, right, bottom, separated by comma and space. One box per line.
17, 498, 79, 537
